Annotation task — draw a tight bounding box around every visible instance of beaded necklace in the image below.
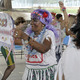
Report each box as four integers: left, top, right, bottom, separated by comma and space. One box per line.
26, 27, 46, 56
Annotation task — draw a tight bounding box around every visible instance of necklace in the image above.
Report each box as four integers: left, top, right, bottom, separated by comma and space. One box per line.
26, 27, 46, 56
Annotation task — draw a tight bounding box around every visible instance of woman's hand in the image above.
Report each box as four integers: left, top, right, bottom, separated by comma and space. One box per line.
13, 28, 29, 41
13, 28, 23, 45
59, 1, 64, 8
13, 28, 23, 39
59, 1, 66, 12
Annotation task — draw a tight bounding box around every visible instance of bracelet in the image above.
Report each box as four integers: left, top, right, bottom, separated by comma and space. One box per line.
62, 7, 66, 11
68, 14, 71, 17
28, 36, 31, 41
24, 40, 28, 44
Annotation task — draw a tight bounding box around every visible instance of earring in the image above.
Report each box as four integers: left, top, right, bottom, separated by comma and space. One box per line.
42, 24, 44, 27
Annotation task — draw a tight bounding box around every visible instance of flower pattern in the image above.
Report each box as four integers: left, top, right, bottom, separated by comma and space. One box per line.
43, 12, 48, 18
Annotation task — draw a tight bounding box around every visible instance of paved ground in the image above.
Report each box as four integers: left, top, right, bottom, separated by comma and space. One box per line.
0, 55, 25, 80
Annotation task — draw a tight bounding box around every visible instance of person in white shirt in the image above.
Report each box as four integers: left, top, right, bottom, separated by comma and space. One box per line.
55, 8, 80, 80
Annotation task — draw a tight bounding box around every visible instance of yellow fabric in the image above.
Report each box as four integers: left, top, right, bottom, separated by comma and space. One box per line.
5, 49, 14, 66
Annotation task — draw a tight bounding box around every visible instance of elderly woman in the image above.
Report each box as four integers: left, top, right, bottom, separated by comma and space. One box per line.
14, 9, 58, 80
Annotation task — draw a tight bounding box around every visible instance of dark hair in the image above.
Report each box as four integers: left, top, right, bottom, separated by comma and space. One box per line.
51, 12, 56, 16
73, 29, 80, 49
56, 14, 62, 19
15, 17, 26, 26
70, 12, 80, 34
71, 12, 80, 49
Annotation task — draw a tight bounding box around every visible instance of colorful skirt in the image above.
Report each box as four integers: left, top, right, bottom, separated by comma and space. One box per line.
22, 65, 56, 80
1, 46, 15, 66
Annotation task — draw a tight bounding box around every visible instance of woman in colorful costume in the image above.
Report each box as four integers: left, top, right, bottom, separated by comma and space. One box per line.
14, 9, 58, 80
0, 13, 15, 80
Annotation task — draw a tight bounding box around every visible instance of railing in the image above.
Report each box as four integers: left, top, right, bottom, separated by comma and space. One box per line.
0, 45, 24, 59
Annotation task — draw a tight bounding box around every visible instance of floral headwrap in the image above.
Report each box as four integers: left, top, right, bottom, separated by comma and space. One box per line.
26, 9, 58, 38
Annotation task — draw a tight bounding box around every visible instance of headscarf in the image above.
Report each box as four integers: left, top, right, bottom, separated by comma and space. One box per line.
27, 9, 58, 38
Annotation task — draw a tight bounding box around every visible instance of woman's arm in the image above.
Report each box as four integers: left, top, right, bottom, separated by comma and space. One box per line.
62, 74, 65, 80
14, 38, 22, 45
14, 29, 52, 53
59, 1, 70, 35
28, 37, 51, 53
13, 29, 28, 45
59, 1, 68, 25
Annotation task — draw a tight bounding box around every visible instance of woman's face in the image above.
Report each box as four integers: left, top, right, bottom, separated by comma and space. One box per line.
58, 17, 63, 22
31, 18, 44, 32
17, 22, 26, 29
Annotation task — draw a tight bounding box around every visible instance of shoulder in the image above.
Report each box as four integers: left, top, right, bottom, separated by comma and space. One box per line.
43, 29, 55, 42
45, 29, 55, 36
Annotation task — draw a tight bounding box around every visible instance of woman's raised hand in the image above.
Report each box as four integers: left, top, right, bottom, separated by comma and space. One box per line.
59, 1, 66, 12
59, 1, 64, 8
